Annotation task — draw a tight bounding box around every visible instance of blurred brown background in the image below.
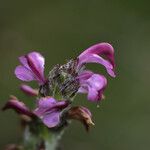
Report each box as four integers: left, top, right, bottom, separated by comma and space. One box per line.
0, 0, 150, 150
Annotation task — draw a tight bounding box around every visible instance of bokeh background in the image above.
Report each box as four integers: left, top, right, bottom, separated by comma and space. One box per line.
0, 0, 150, 150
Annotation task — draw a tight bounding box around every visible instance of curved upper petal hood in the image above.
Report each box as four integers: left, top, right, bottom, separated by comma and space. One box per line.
78, 43, 116, 77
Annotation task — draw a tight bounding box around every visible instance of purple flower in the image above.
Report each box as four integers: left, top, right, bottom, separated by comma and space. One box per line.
3, 96, 69, 128
34, 97, 69, 128
78, 42, 116, 77
20, 84, 38, 96
2, 96, 33, 117
77, 70, 107, 102
15, 52, 46, 84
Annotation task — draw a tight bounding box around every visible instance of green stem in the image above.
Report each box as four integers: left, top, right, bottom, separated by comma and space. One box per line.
23, 125, 64, 150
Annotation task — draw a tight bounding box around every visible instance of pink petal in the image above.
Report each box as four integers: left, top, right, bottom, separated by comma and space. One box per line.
87, 74, 107, 90
87, 87, 99, 101
34, 97, 57, 117
15, 66, 36, 81
15, 52, 46, 84
26, 52, 45, 84
78, 86, 88, 93
19, 56, 30, 69
78, 43, 116, 77
79, 42, 115, 66
43, 112, 60, 128
38, 97, 56, 108
77, 70, 93, 81
78, 72, 107, 102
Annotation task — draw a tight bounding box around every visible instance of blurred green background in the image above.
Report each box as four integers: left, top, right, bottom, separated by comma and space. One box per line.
0, 0, 150, 150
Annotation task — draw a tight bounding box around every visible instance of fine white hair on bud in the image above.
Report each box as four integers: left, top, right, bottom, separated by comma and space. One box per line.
39, 59, 82, 100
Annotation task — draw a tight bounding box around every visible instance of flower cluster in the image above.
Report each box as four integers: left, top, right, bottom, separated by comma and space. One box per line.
3, 42, 115, 130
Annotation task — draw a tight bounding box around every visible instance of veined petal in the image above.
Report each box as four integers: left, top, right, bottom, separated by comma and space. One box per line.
27, 52, 45, 71
15, 66, 36, 81
19, 56, 30, 69
78, 43, 116, 77
26, 52, 45, 83
15, 51, 46, 84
